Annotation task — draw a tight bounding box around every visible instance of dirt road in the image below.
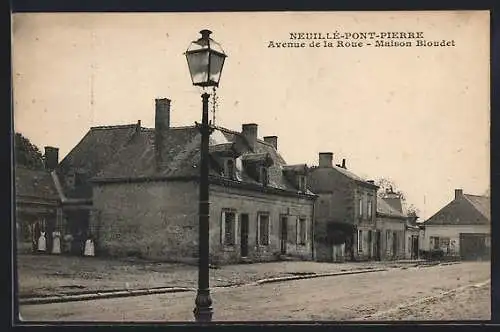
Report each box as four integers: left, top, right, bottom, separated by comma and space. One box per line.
20, 262, 490, 322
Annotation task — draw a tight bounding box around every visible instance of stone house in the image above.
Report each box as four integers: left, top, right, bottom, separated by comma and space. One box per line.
420, 189, 490, 260
87, 98, 317, 265
375, 196, 408, 260
307, 152, 379, 262
49, 123, 139, 254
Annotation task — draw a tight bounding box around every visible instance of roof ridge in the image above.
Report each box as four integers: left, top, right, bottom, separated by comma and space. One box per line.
464, 193, 489, 199
213, 125, 241, 136
91, 124, 137, 130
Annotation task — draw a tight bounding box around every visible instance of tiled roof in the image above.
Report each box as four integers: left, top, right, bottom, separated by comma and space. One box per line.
15, 166, 59, 201
57, 124, 138, 198
382, 197, 404, 213
93, 125, 308, 196
464, 194, 490, 220
424, 193, 490, 226
377, 197, 407, 219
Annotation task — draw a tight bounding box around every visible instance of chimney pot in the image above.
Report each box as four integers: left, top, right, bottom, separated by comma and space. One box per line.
242, 123, 258, 150
155, 98, 171, 166
455, 189, 463, 200
341, 159, 346, 169
44, 146, 59, 171
263, 136, 278, 150
319, 152, 333, 168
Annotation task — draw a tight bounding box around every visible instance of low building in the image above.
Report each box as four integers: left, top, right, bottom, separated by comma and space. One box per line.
307, 152, 379, 262
420, 189, 490, 260
89, 98, 317, 265
15, 148, 62, 253
404, 216, 421, 260
375, 196, 407, 260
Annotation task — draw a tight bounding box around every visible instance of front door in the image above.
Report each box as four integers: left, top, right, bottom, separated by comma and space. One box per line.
367, 230, 372, 258
280, 216, 288, 254
412, 236, 419, 259
240, 214, 249, 257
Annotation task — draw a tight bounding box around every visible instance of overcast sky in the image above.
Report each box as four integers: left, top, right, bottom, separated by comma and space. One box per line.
12, 11, 490, 220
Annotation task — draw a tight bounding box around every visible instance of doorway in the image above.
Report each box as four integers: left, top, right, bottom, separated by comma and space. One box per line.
412, 236, 419, 259
375, 231, 381, 260
280, 216, 288, 254
367, 230, 372, 258
240, 214, 249, 258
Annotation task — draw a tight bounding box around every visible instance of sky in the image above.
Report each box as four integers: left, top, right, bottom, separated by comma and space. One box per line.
11, 11, 490, 220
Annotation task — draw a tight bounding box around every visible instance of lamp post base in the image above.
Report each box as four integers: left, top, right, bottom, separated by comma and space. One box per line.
193, 289, 213, 322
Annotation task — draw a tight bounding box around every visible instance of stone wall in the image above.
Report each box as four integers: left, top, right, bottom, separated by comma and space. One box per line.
92, 180, 315, 264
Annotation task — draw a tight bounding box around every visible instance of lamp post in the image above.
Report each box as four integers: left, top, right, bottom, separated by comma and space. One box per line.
185, 29, 227, 322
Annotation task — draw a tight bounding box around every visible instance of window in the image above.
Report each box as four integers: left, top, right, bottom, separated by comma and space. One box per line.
367, 200, 373, 219
439, 237, 450, 247
386, 230, 391, 247
259, 166, 269, 186
221, 210, 236, 245
258, 213, 270, 245
298, 175, 307, 192
297, 218, 307, 245
430, 236, 440, 249
224, 159, 235, 180
358, 229, 363, 252
358, 198, 363, 217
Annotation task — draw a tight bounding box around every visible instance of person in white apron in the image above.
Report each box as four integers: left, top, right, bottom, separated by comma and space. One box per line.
37, 231, 47, 253
52, 231, 61, 254
84, 235, 95, 257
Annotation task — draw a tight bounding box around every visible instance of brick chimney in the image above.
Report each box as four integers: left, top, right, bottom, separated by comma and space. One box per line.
263, 136, 278, 150
136, 119, 141, 134
455, 189, 463, 200
155, 98, 171, 166
318, 152, 333, 168
242, 123, 258, 150
44, 146, 59, 171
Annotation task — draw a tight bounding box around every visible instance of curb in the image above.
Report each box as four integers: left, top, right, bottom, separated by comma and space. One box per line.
19, 287, 194, 305
254, 268, 388, 285
20, 268, 389, 305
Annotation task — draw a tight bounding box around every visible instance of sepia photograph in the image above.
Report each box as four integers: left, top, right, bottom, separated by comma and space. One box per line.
12, 10, 490, 322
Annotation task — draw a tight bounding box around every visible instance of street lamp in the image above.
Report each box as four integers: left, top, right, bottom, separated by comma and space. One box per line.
185, 29, 227, 322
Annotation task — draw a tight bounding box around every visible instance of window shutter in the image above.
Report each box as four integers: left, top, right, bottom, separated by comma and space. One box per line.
256, 215, 260, 246
234, 213, 239, 245
221, 211, 226, 245
304, 219, 307, 242
268, 215, 271, 245
296, 217, 299, 244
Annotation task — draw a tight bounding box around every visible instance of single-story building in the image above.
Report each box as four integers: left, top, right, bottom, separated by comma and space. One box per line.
420, 189, 490, 260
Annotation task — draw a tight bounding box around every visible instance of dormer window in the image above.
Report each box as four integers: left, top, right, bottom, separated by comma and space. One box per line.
297, 175, 307, 192
259, 166, 269, 186
224, 158, 235, 180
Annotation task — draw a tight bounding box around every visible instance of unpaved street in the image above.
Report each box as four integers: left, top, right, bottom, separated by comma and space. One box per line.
20, 262, 490, 322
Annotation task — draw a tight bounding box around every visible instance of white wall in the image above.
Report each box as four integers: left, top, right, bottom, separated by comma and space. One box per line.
420, 224, 490, 253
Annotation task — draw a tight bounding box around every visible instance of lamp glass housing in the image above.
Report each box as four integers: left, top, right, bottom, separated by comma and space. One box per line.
185, 30, 227, 87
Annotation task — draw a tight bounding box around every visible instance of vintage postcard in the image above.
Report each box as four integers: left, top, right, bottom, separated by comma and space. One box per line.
12, 11, 490, 322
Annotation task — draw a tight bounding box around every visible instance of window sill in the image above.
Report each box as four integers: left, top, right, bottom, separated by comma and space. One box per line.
222, 244, 236, 251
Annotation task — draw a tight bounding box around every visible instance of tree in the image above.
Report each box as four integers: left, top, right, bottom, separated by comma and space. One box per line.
375, 177, 420, 219
374, 177, 406, 200
15, 132, 44, 170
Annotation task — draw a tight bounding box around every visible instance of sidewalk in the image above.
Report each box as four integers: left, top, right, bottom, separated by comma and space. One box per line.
16, 254, 431, 301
